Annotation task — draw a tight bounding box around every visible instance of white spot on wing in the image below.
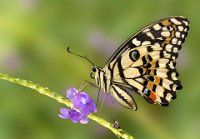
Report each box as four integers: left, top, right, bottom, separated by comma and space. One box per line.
156, 69, 168, 78
177, 40, 182, 45
157, 37, 164, 40
152, 43, 161, 50
156, 86, 164, 97
168, 26, 173, 31
171, 72, 177, 80
183, 21, 189, 26
171, 18, 182, 25
163, 51, 171, 58
166, 93, 172, 101
162, 27, 168, 31
169, 61, 175, 69
163, 79, 173, 90
153, 24, 161, 30
184, 28, 187, 32
132, 38, 141, 46
178, 26, 184, 31
147, 32, 155, 39
175, 32, 181, 38
172, 84, 177, 91
143, 28, 150, 32
172, 38, 178, 44
166, 44, 173, 52
142, 41, 151, 45
161, 31, 170, 37
173, 47, 178, 53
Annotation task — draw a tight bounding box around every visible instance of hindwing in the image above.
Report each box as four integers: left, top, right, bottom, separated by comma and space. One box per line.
106, 16, 189, 109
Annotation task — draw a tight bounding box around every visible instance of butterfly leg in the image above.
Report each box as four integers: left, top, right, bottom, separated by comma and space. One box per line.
97, 92, 107, 113
78, 80, 99, 92
96, 88, 101, 107
112, 121, 121, 138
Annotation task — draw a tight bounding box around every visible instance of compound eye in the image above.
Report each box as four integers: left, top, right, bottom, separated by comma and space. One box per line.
92, 66, 96, 72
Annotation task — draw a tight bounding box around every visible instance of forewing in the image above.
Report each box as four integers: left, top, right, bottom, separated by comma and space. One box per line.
108, 16, 189, 107
107, 16, 189, 65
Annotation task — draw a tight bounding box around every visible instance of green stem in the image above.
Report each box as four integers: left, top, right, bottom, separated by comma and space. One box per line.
0, 73, 134, 139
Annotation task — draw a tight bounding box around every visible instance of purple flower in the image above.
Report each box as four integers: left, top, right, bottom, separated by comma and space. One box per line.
72, 92, 97, 115
59, 108, 88, 124
66, 87, 78, 99
59, 88, 97, 124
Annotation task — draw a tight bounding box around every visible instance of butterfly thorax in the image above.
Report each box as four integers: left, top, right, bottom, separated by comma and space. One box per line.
94, 67, 111, 93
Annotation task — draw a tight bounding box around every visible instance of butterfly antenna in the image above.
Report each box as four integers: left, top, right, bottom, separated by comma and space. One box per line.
67, 47, 95, 67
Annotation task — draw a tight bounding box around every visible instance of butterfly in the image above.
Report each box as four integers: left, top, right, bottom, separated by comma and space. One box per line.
68, 16, 189, 110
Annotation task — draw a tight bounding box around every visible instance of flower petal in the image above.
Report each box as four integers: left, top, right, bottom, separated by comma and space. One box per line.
66, 87, 78, 100
59, 87, 97, 124
59, 108, 70, 119
80, 117, 89, 124
67, 109, 82, 123
72, 92, 97, 115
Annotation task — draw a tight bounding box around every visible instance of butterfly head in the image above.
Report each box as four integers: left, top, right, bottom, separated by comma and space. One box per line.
91, 66, 97, 73
90, 66, 100, 79
90, 66, 105, 88
90, 66, 97, 79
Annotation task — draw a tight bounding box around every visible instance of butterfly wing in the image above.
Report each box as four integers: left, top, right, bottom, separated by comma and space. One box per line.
106, 16, 189, 109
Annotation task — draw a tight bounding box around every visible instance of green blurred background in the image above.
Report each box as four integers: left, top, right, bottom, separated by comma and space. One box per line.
0, 0, 199, 139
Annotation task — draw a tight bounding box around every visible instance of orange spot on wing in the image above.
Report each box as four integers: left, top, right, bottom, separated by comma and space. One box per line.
142, 67, 147, 74
171, 31, 175, 37
162, 31, 175, 47
165, 37, 171, 42
147, 82, 154, 90
162, 20, 171, 26
151, 61, 156, 68
155, 77, 160, 84
148, 69, 155, 76
149, 91, 157, 102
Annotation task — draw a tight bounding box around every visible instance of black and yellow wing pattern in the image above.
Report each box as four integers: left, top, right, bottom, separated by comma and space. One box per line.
105, 16, 189, 110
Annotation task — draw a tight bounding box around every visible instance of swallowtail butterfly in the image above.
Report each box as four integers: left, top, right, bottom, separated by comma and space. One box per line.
69, 16, 189, 110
